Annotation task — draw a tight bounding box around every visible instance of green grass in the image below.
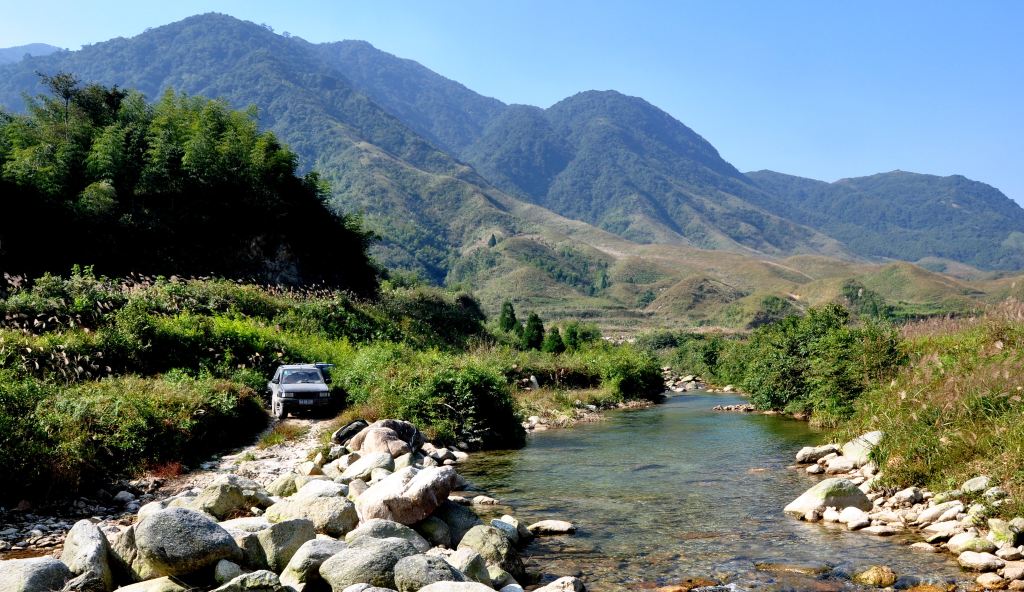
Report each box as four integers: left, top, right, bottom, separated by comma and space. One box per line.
842, 301, 1024, 518
258, 423, 310, 449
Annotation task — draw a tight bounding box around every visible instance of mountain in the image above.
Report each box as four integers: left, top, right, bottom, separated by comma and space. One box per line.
460, 91, 849, 257
0, 43, 63, 65
746, 170, 1024, 270
0, 14, 523, 282
0, 13, 1020, 329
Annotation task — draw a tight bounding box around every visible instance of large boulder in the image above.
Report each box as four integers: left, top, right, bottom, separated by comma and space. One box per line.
332, 419, 370, 446
280, 538, 347, 589
370, 420, 426, 450
254, 518, 316, 572
319, 537, 419, 590
357, 466, 458, 525
342, 453, 396, 481
350, 427, 413, 458
958, 551, 1005, 571
0, 557, 73, 592
393, 554, 467, 592
187, 474, 274, 520
433, 501, 483, 547
61, 519, 113, 591
457, 525, 524, 581
416, 516, 453, 549
840, 431, 884, 467
947, 532, 997, 555
265, 496, 359, 537
783, 478, 872, 518
266, 474, 299, 498
443, 549, 490, 585
346, 519, 432, 552
131, 508, 242, 578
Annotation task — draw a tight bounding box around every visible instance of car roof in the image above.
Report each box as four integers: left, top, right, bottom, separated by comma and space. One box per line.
278, 364, 322, 370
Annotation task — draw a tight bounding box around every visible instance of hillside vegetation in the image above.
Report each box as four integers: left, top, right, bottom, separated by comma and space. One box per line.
0, 270, 663, 502
0, 74, 377, 291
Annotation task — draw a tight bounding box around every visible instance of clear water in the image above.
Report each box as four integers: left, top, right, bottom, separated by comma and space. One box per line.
460, 393, 968, 591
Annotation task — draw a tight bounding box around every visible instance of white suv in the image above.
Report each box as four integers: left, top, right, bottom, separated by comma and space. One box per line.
267, 363, 335, 419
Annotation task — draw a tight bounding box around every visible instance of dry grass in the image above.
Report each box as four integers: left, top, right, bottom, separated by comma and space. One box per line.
257, 422, 310, 449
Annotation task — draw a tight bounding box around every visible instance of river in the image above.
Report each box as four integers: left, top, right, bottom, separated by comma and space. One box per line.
460, 393, 967, 591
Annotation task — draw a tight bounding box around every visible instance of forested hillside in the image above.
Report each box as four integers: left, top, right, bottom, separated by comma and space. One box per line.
0, 74, 378, 290
746, 170, 1024, 271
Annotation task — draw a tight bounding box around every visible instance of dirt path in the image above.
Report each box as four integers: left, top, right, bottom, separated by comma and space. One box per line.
0, 416, 332, 558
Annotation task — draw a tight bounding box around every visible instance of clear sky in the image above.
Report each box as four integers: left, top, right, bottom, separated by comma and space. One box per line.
3, 1, 1023, 203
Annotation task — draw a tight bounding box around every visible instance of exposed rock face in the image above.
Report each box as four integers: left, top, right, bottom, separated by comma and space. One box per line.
356, 466, 458, 525
346, 519, 432, 552
457, 525, 524, 581
783, 478, 872, 518
265, 496, 359, 537
280, 538, 347, 589
60, 519, 113, 591
0, 557, 73, 592
318, 536, 419, 590
393, 554, 467, 592
131, 508, 242, 579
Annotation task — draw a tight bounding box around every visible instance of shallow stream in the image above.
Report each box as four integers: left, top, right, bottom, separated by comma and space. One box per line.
461, 393, 967, 591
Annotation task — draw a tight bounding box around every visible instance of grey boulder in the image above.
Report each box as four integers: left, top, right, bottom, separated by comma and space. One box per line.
280, 538, 348, 589
0, 557, 73, 592
60, 519, 113, 591
132, 508, 242, 578
211, 569, 284, 592
265, 496, 359, 537
254, 518, 316, 572
432, 501, 483, 547
356, 466, 457, 525
346, 519, 432, 552
319, 537, 419, 590
457, 526, 524, 581
783, 478, 872, 518
393, 554, 467, 592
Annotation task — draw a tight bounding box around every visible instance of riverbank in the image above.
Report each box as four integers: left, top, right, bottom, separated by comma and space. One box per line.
0, 418, 587, 592
786, 431, 1024, 590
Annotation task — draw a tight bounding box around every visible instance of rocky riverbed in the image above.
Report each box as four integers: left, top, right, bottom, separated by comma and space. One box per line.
786, 431, 1024, 590
0, 418, 585, 592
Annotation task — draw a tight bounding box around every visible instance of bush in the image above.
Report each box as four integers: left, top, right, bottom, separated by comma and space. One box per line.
0, 373, 266, 501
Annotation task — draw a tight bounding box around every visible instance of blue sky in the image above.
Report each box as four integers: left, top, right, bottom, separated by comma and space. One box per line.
3, 1, 1023, 203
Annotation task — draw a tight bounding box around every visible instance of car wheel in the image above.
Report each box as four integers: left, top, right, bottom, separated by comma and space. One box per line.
273, 399, 287, 420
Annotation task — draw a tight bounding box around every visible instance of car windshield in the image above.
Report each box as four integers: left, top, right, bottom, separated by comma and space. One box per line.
281, 369, 324, 384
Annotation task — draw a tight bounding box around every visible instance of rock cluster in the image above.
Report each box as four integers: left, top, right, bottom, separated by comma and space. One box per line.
788, 430, 1024, 590
661, 369, 706, 393
0, 418, 583, 592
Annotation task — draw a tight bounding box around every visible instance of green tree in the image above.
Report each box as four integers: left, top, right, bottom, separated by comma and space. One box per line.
487, 233, 497, 247
521, 312, 545, 350
498, 301, 518, 333
542, 326, 566, 353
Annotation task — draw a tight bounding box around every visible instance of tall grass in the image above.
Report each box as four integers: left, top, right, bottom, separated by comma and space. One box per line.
844, 300, 1024, 518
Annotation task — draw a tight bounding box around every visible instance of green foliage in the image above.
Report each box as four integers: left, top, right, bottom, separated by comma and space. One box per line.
498, 301, 518, 333
0, 372, 265, 499
521, 312, 545, 350
843, 304, 1024, 517
541, 327, 566, 353
562, 320, 601, 351
0, 75, 378, 291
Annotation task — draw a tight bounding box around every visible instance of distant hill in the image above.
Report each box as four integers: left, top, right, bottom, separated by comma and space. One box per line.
0, 43, 63, 65
746, 170, 1024, 270
460, 91, 848, 257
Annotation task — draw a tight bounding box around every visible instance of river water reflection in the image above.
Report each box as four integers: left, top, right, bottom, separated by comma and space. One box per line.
460, 393, 967, 591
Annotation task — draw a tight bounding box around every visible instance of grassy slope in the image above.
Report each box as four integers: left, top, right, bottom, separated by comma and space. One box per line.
844, 302, 1024, 518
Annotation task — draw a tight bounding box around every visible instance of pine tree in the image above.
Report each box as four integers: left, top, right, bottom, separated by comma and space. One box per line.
499, 301, 518, 333
487, 233, 497, 247
542, 326, 566, 353
521, 312, 545, 350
